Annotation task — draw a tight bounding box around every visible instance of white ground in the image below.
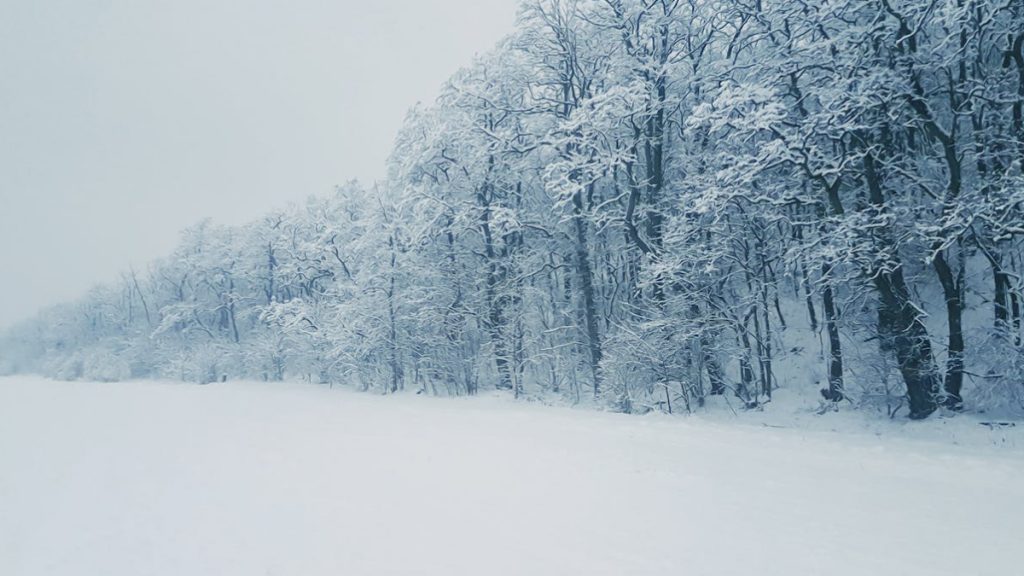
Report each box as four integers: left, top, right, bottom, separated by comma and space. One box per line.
1, 376, 1022, 576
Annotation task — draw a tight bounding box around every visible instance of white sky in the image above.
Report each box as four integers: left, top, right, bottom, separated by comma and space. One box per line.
0, 0, 519, 329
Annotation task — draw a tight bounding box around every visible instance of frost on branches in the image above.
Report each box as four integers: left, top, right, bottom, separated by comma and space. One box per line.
4, 0, 1024, 419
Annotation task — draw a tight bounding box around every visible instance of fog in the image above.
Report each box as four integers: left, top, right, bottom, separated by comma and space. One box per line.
0, 0, 518, 329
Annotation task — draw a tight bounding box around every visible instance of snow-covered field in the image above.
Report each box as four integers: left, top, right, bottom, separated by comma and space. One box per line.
1, 376, 1021, 576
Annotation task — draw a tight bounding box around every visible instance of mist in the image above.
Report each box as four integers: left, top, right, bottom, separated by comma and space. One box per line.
0, 0, 518, 328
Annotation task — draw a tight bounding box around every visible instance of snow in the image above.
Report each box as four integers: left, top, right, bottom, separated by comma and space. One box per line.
1, 376, 1022, 576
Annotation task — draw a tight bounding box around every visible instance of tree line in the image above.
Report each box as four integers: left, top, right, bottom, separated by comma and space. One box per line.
3, 0, 1023, 419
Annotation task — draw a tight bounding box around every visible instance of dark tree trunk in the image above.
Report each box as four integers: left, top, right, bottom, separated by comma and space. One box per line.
1012, 288, 1022, 346
873, 270, 940, 419
691, 304, 726, 395
703, 344, 727, 396
863, 152, 940, 418
903, 42, 968, 410
932, 248, 964, 409
758, 241, 774, 400
820, 262, 845, 402
814, 181, 846, 402
801, 261, 819, 332
387, 233, 403, 394
572, 190, 603, 398
736, 309, 755, 405
995, 264, 1010, 330
477, 169, 514, 392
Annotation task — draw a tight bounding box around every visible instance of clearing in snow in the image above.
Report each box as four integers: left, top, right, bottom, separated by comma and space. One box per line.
1, 376, 1021, 575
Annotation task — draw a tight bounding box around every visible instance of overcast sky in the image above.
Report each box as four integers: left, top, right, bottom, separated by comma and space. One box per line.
0, 0, 519, 329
